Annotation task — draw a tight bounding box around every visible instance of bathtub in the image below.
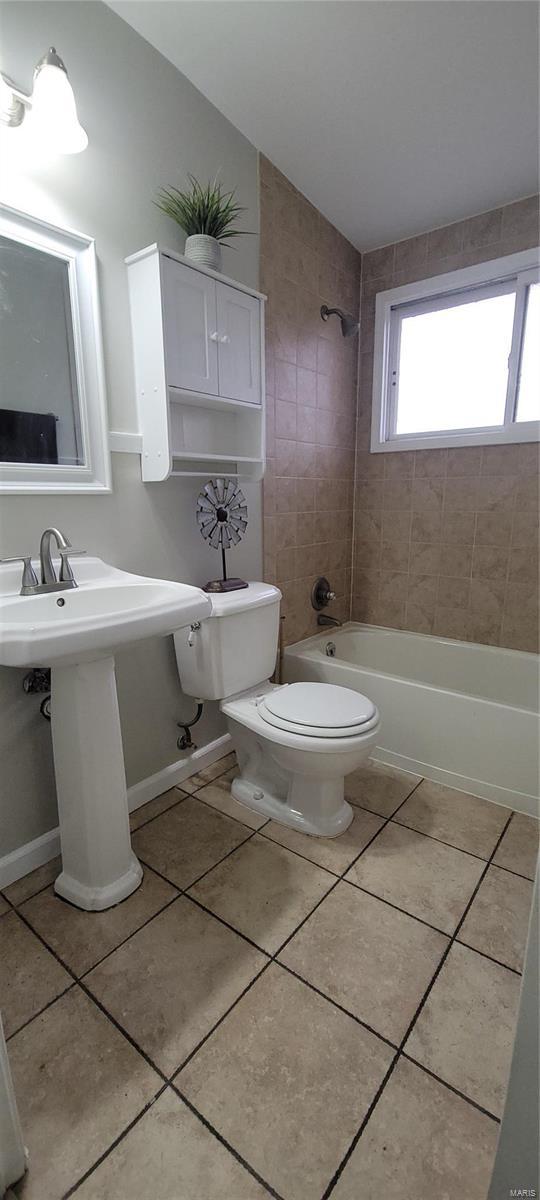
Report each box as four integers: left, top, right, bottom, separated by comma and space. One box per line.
283, 623, 539, 816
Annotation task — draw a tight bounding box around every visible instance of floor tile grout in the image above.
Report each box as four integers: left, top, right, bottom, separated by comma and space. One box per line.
399, 1053, 501, 1122
192, 786, 271, 833
390, 815, 505, 862
170, 1086, 284, 1200
128, 788, 188, 833
320, 809, 514, 1199
341, 877, 456, 936
6, 762, 533, 1200
77, 892, 183, 982
321, 1051, 400, 1200
170, 959, 273, 1081
275, 960, 399, 1052
13, 890, 281, 1200
63, 1085, 169, 1199
454, 938, 522, 976
183, 890, 274, 957
488, 858, 538, 884
6, 981, 77, 1043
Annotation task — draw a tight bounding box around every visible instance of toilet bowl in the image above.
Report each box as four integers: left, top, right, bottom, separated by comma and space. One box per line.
223, 681, 379, 835
174, 583, 380, 837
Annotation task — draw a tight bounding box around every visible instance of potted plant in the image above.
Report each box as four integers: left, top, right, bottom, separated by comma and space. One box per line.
155, 174, 251, 271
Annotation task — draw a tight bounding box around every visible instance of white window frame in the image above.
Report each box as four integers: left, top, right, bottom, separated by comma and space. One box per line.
0, 204, 111, 493
371, 247, 540, 453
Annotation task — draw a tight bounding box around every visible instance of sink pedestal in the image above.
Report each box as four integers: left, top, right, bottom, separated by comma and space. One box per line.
51, 656, 143, 911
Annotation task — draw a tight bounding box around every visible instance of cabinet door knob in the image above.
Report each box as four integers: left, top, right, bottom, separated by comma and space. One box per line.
209, 331, 219, 342
219, 334, 231, 344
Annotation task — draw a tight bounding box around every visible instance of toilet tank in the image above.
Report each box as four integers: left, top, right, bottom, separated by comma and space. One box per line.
174, 582, 281, 700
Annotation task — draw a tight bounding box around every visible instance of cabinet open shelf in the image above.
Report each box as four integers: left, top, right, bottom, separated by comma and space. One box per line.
168, 386, 260, 414
126, 245, 266, 482
170, 452, 264, 480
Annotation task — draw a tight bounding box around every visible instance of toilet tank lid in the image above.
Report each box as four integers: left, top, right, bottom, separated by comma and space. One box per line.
208, 582, 281, 617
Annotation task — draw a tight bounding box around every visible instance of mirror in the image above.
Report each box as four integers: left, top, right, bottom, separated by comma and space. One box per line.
0, 205, 110, 493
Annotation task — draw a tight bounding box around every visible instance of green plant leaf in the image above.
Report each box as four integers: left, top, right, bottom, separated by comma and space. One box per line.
154, 174, 253, 243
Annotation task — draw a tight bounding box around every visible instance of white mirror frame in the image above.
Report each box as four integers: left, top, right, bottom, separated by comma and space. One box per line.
0, 204, 111, 493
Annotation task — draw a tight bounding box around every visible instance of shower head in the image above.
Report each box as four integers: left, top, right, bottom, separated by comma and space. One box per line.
320, 304, 359, 339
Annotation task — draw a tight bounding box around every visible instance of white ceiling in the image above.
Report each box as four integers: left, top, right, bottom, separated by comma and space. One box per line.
109, 1, 539, 251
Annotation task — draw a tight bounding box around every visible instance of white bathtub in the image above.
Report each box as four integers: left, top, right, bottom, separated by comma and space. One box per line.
283, 623, 540, 816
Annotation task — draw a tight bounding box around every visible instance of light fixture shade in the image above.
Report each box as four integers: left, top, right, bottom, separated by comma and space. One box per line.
26, 59, 88, 154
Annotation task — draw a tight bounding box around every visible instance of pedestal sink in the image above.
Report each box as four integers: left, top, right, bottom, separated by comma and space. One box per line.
0, 558, 211, 911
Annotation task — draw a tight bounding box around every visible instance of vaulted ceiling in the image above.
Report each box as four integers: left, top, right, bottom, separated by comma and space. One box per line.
110, 1, 539, 250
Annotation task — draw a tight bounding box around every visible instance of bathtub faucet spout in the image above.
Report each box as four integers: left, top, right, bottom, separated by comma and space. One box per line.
317, 613, 342, 628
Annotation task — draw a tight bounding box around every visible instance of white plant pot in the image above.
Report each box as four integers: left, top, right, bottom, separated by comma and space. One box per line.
184, 234, 222, 271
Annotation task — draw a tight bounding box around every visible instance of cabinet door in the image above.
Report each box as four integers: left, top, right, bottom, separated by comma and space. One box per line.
162, 258, 219, 395
216, 282, 261, 405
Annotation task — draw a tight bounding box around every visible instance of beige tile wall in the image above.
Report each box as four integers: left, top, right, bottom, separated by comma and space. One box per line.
353, 196, 540, 652
260, 156, 361, 645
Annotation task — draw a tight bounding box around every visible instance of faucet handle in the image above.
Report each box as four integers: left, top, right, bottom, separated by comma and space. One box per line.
1, 556, 39, 590
58, 548, 86, 583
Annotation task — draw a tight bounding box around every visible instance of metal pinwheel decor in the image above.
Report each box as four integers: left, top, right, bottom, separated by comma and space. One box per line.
196, 477, 249, 592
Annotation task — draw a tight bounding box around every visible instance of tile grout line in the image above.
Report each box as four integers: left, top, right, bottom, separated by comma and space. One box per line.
254, 780, 425, 879
169, 958, 274, 1081
454, 938, 522, 977
390, 813, 510, 862
320, 809, 514, 1199
128, 788, 189, 833
190, 788, 271, 835
341, 877, 464, 939
183, 890, 275, 959
6, 981, 77, 1043
489, 857, 538, 884
14, 889, 281, 1200
399, 1053, 502, 1122
62, 1085, 170, 1199
7, 769, 531, 1200
77, 891, 183, 982
275, 960, 398, 1052
170, 1086, 285, 1200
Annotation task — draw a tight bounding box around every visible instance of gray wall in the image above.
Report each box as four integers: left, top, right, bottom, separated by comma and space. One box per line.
0, 1, 261, 856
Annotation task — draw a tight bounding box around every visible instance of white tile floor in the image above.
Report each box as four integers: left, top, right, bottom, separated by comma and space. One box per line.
1, 753, 538, 1200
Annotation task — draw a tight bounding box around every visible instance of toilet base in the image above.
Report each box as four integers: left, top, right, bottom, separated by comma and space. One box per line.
231, 773, 354, 838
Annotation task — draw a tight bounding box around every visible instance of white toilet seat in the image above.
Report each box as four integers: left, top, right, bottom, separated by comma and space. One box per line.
259, 681, 377, 739
222, 684, 379, 753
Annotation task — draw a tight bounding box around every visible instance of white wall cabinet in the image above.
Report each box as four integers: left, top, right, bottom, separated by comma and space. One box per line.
126, 245, 265, 481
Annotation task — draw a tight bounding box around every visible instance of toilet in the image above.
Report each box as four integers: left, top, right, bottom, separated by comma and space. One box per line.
174, 583, 380, 837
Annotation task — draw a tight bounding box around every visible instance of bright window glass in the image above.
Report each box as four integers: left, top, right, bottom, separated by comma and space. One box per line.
516, 282, 540, 422
396, 291, 516, 434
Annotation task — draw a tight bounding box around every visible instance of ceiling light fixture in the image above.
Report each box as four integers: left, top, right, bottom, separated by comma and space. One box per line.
0, 47, 88, 155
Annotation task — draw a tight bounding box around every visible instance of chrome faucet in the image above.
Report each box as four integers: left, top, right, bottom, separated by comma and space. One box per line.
40, 528, 72, 585
1, 528, 86, 595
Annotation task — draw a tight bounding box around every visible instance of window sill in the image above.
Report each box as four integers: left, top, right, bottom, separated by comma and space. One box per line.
371, 421, 540, 453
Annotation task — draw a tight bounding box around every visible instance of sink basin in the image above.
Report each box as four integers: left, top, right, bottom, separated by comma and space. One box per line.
0, 556, 212, 667
0, 555, 212, 912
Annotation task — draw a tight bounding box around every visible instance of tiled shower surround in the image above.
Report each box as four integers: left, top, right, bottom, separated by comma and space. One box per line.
260, 155, 361, 644
354, 195, 540, 652
260, 163, 539, 652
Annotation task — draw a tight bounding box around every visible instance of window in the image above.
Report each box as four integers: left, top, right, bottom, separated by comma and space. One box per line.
371, 249, 540, 452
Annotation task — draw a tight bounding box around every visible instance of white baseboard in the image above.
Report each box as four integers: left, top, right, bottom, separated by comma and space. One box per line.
0, 828, 62, 891
127, 733, 232, 813
0, 733, 232, 891
371, 747, 539, 818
